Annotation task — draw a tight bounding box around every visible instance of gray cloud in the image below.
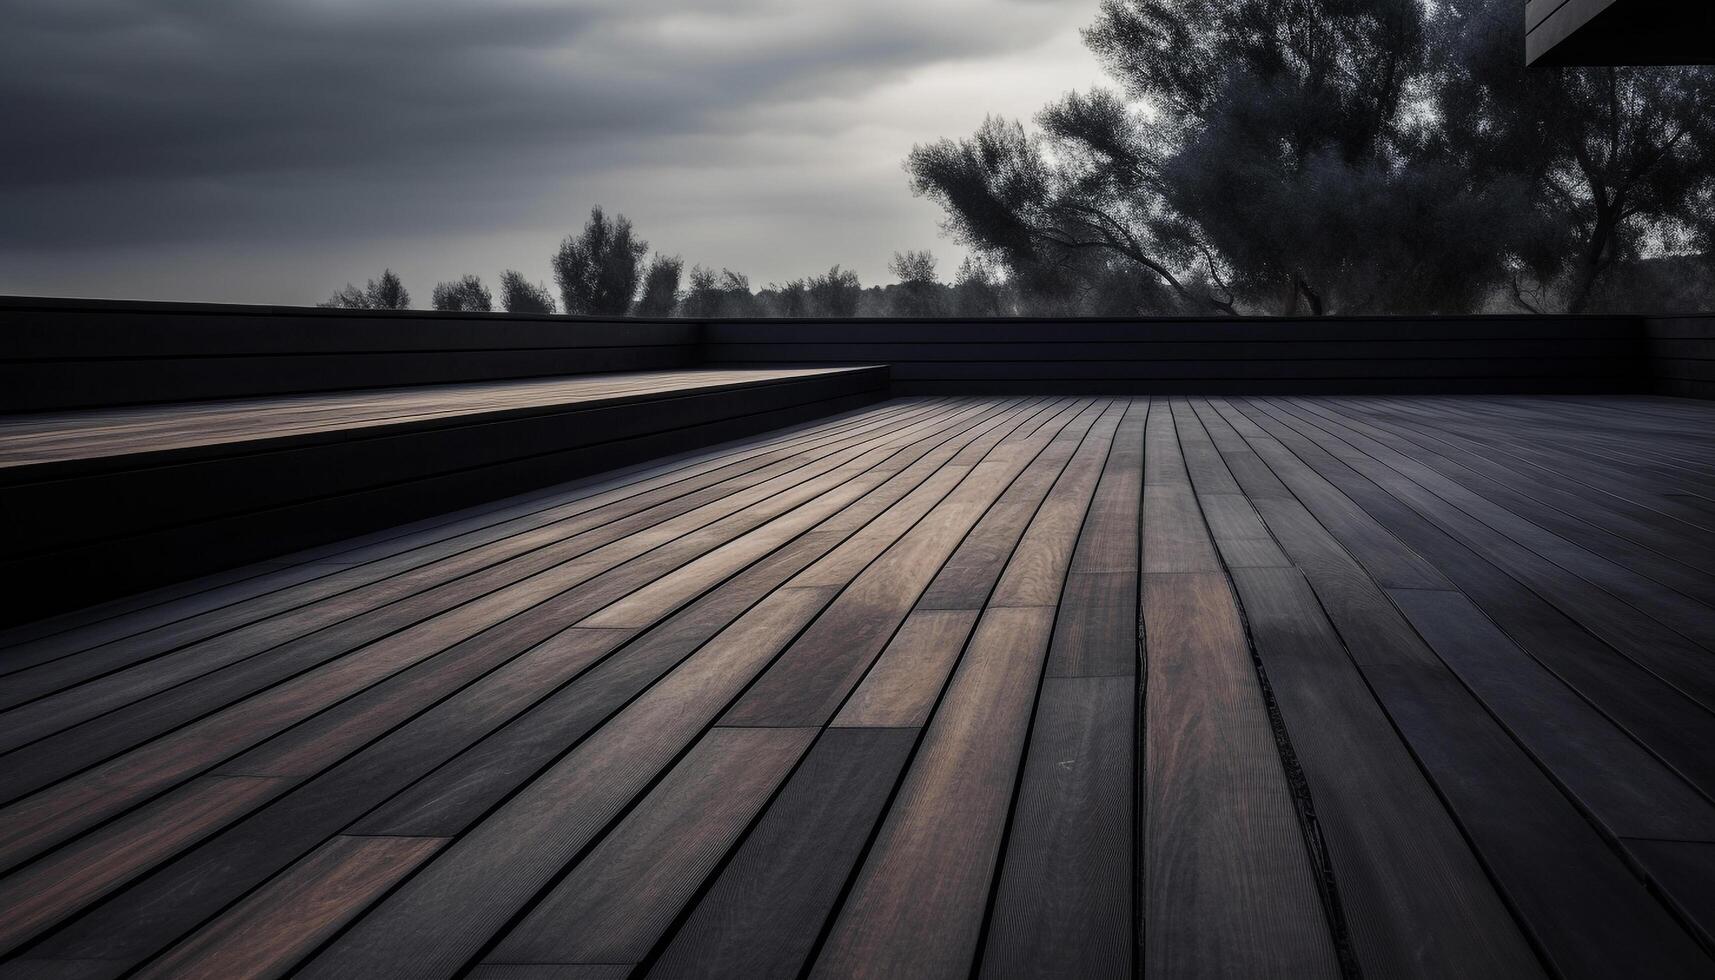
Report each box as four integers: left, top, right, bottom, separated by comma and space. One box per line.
0, 0, 1102, 302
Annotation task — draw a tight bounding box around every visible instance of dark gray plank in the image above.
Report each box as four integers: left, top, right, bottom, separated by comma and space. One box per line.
982, 676, 1135, 979
645, 728, 917, 980
1141, 571, 1339, 977
1230, 566, 1543, 978
808, 606, 1057, 980
484, 726, 816, 966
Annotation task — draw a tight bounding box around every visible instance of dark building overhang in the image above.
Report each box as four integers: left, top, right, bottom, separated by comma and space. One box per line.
1526, 0, 1715, 66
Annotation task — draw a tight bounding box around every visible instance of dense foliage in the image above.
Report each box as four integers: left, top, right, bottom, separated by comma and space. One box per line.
430, 274, 492, 312
905, 0, 1715, 314
319, 268, 410, 310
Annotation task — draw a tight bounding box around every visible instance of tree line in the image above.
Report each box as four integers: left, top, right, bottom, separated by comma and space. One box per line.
320, 207, 1013, 317
325, 0, 1715, 317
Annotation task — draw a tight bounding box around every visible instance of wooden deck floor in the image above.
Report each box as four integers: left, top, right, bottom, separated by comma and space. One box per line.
1, 394, 1713, 979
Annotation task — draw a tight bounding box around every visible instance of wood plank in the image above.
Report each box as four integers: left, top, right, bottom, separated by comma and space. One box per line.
1387, 588, 1715, 841
132, 835, 445, 980
0, 404, 985, 863
344, 408, 1041, 840
0, 776, 283, 955
8, 390, 1715, 980
467, 968, 631, 980
831, 609, 979, 728
1141, 571, 1339, 978
987, 402, 1126, 607
295, 586, 837, 980
1229, 396, 1715, 804
1622, 839, 1715, 948
1044, 571, 1136, 678
32, 420, 956, 963
981, 675, 1135, 979
0, 399, 939, 688
1200, 398, 1449, 590
645, 728, 917, 980
1366, 600, 1712, 978
1277, 398, 1715, 650
1228, 566, 1544, 978
0, 367, 885, 469
485, 727, 816, 966
982, 401, 1142, 976
1308, 397, 1715, 581
0, 399, 955, 733
723, 400, 1109, 726
1241, 397, 1715, 712
808, 606, 1056, 980
1179, 399, 1676, 975
1196, 493, 1291, 568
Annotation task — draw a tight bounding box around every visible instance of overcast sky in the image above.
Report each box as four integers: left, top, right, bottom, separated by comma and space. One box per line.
0, 0, 1106, 305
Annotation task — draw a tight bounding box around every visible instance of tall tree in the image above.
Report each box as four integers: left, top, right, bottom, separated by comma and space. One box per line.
1436, 0, 1715, 312
635, 254, 684, 315
951, 256, 1008, 316
887, 250, 947, 316
906, 0, 1715, 314
552, 206, 648, 315
319, 269, 410, 309
498, 270, 556, 314
431, 274, 492, 312
680, 266, 758, 318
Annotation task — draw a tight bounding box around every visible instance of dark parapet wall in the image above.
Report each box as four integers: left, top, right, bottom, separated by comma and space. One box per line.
1645, 315, 1715, 399
0, 301, 1680, 403
0, 296, 701, 412
704, 316, 1650, 395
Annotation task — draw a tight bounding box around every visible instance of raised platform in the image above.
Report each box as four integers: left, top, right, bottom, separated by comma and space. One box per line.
0, 365, 889, 621
2, 394, 1713, 978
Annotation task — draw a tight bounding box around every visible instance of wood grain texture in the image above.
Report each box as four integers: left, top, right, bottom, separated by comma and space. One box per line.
809, 606, 1056, 980
646, 728, 917, 980
981, 676, 1134, 979
1142, 572, 1339, 978
294, 587, 836, 980
1230, 566, 1544, 979
831, 609, 979, 728
486, 727, 816, 966
133, 835, 445, 980
1362, 660, 1713, 978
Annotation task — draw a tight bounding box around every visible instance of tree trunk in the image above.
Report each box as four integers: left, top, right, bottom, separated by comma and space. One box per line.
1567, 201, 1617, 314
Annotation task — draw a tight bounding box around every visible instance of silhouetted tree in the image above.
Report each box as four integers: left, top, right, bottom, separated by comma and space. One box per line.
552, 206, 648, 315
1435, 0, 1715, 312
635, 254, 684, 315
951, 256, 1008, 316
681, 266, 758, 318
763, 279, 810, 317
320, 269, 410, 309
805, 265, 862, 317
887, 250, 946, 316
498, 270, 556, 314
431, 274, 492, 312
906, 0, 1715, 314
